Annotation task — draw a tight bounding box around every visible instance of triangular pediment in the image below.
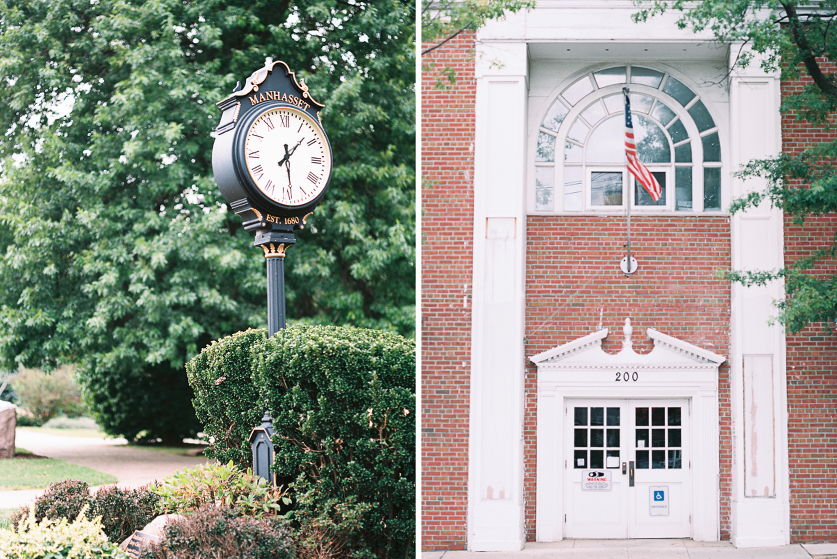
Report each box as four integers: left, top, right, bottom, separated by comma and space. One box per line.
530, 323, 725, 370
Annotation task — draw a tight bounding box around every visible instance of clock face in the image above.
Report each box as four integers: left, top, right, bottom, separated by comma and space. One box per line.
243, 105, 332, 207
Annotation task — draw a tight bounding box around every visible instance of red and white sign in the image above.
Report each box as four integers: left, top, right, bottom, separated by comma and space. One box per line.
581, 469, 612, 491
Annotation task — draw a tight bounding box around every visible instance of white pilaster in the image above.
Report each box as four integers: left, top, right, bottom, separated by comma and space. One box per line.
468, 40, 529, 552
728, 48, 789, 547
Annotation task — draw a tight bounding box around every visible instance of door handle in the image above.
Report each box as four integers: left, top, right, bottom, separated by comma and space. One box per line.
622, 462, 627, 475
629, 461, 635, 487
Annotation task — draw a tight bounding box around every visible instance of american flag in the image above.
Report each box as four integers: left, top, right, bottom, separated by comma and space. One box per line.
624, 88, 661, 202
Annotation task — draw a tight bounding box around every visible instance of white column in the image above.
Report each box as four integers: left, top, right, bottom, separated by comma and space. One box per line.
468, 40, 528, 552
728, 49, 790, 547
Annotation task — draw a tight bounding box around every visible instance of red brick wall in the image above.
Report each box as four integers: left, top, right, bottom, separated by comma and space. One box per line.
523, 216, 733, 540
781, 66, 837, 543
420, 31, 476, 551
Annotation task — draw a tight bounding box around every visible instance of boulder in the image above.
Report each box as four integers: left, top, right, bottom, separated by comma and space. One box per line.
0, 401, 15, 459
119, 514, 185, 557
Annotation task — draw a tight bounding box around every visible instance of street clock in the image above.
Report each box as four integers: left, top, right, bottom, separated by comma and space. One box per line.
213, 60, 333, 230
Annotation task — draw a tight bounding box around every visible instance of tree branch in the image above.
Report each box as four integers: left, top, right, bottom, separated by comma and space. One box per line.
421, 28, 466, 56
783, 1, 837, 97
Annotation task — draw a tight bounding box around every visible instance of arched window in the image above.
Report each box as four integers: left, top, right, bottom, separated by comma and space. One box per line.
534, 65, 723, 213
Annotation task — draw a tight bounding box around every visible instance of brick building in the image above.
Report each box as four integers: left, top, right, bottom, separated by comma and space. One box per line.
421, 2, 837, 552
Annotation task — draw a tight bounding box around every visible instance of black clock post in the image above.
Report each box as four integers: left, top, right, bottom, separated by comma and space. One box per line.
212, 59, 333, 484
256, 226, 296, 335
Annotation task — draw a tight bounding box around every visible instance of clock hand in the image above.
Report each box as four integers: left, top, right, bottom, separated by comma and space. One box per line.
286, 138, 304, 157
277, 144, 291, 167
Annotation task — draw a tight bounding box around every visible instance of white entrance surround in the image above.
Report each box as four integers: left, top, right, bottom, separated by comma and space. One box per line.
531, 320, 725, 542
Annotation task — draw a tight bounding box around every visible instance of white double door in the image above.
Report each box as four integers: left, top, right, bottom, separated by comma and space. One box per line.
564, 399, 691, 539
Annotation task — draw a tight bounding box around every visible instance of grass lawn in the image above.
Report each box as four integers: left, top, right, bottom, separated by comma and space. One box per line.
0, 457, 117, 490
18, 426, 110, 438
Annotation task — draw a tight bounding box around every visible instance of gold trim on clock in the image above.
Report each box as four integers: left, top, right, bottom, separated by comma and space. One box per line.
262, 243, 288, 258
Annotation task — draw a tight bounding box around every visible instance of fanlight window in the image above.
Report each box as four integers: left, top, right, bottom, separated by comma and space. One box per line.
534, 66, 723, 213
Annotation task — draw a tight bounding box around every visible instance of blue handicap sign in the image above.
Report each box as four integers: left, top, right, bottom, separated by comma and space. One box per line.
654, 490, 665, 501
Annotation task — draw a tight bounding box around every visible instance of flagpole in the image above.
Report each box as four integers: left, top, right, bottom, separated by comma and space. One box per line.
626, 179, 632, 274
622, 86, 635, 275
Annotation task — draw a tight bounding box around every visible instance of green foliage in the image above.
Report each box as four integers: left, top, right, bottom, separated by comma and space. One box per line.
1, 506, 129, 559
88, 485, 161, 544
142, 506, 295, 559
15, 407, 44, 428
0, 0, 415, 443
12, 366, 87, 422
254, 325, 415, 559
634, 0, 837, 332
13, 480, 91, 528
11, 480, 160, 543
186, 328, 266, 468
152, 462, 289, 520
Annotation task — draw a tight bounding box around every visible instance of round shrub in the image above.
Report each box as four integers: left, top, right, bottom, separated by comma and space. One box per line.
12, 479, 91, 529
89, 484, 160, 542
142, 506, 295, 559
254, 325, 415, 559
186, 328, 266, 468
12, 366, 88, 421
11, 480, 160, 543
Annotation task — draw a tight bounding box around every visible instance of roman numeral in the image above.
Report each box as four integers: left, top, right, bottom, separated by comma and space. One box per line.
279, 114, 290, 127
297, 122, 304, 132
251, 133, 263, 140
252, 165, 264, 179
282, 185, 292, 200
249, 151, 259, 159
307, 138, 317, 146
307, 172, 320, 185
311, 156, 322, 165
264, 116, 274, 130
264, 180, 274, 195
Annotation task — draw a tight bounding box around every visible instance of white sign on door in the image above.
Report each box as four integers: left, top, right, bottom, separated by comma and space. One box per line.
581, 470, 612, 491
649, 486, 669, 516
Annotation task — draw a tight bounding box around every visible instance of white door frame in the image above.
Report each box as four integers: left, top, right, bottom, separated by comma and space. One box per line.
532, 322, 725, 542
563, 398, 692, 539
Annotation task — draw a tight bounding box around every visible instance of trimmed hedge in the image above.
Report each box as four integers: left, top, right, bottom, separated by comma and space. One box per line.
255, 326, 415, 559
186, 328, 266, 467
187, 325, 415, 559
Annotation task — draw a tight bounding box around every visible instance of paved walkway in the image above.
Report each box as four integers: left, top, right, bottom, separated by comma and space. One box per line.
423, 541, 837, 559
1, 428, 210, 509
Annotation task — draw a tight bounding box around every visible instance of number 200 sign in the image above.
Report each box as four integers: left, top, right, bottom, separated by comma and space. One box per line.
615, 372, 639, 382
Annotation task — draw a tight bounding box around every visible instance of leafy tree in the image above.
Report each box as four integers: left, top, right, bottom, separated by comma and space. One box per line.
0, 0, 414, 443
421, 0, 535, 86
634, 0, 837, 333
